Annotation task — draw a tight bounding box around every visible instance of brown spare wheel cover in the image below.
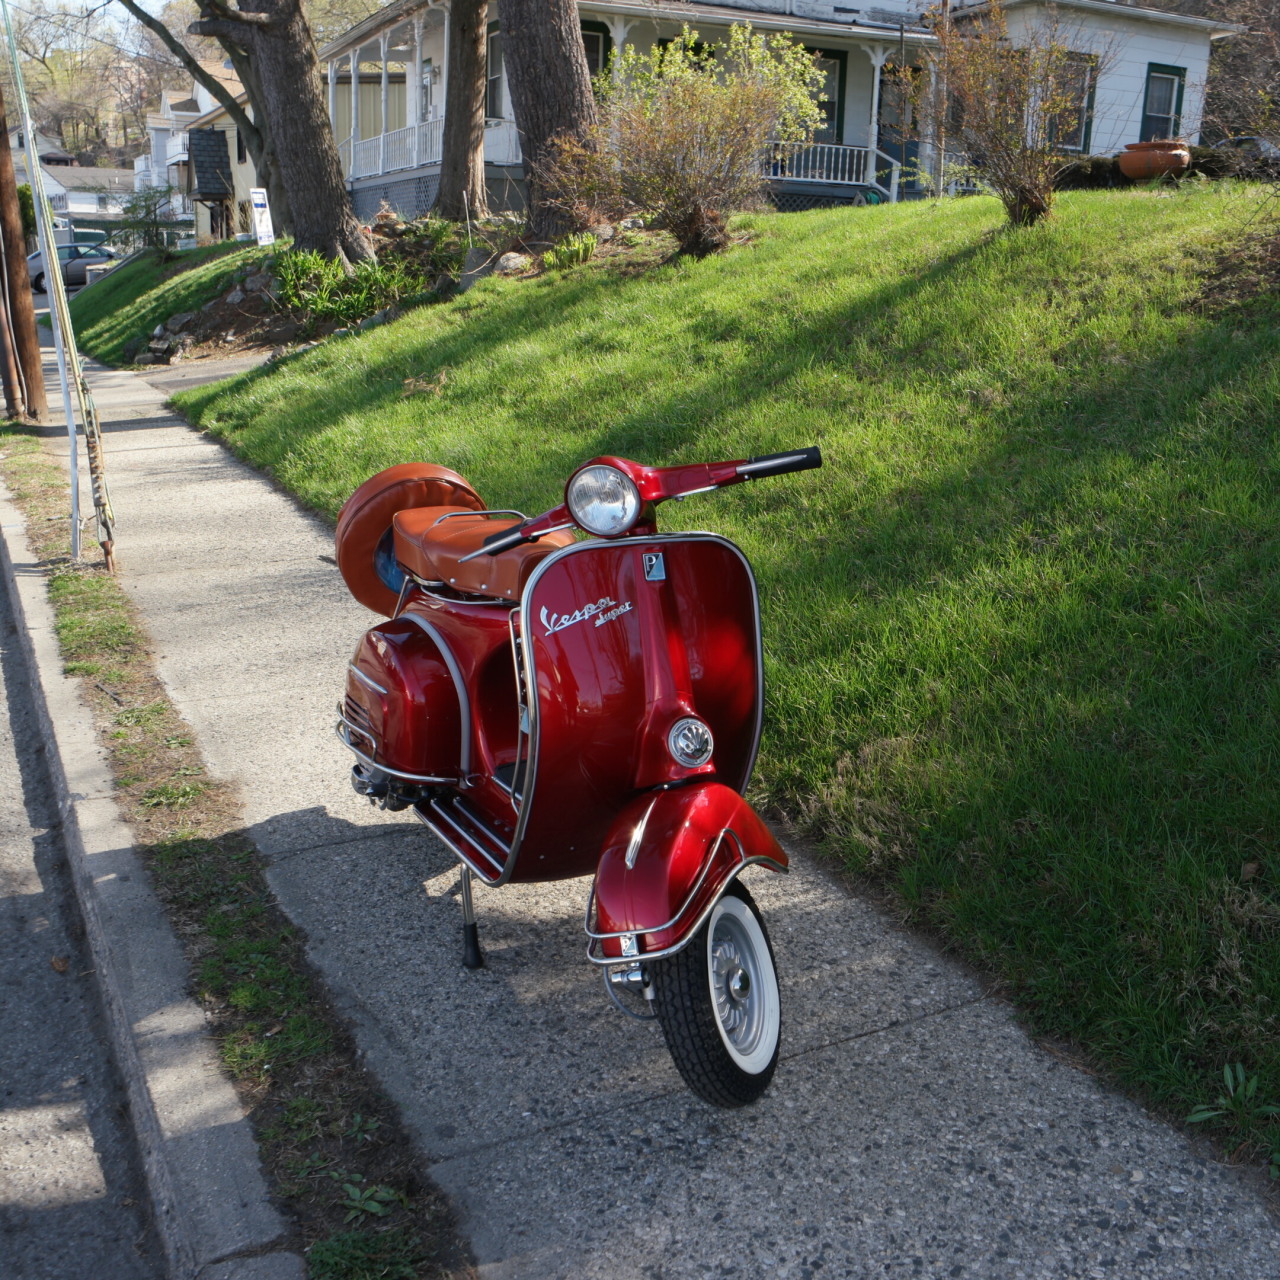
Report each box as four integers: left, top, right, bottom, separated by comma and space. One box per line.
336, 463, 485, 615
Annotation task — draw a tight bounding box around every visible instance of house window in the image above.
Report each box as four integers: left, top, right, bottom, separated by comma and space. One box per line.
1051, 54, 1095, 153
1141, 64, 1185, 141
236, 128, 246, 164
807, 49, 847, 145
581, 21, 612, 77
486, 28, 505, 120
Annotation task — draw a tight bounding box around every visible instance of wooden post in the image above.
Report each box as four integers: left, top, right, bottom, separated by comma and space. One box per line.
328, 57, 337, 128
0, 81, 47, 420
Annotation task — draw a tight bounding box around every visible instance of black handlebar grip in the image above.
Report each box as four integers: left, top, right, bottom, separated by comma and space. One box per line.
737, 447, 823, 479
482, 524, 527, 555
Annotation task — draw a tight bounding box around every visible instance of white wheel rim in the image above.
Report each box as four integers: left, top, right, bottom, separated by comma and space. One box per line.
706, 893, 779, 1074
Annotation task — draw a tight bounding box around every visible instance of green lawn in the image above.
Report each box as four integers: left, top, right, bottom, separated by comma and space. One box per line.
174, 187, 1280, 1154
70, 242, 272, 365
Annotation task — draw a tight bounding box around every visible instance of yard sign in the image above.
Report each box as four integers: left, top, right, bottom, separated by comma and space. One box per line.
250, 188, 275, 246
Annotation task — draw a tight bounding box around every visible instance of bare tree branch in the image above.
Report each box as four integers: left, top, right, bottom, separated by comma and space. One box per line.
112, 0, 261, 147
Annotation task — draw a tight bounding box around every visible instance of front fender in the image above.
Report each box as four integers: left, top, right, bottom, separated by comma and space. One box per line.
588, 781, 787, 962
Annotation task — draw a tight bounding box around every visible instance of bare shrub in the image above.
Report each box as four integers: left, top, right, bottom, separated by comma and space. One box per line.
905, 1, 1115, 227
538, 24, 824, 257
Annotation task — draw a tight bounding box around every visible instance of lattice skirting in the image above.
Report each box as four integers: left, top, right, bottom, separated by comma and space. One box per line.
350, 168, 527, 223
769, 188, 881, 213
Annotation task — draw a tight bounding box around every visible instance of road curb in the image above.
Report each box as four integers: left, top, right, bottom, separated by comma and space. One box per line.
0, 478, 305, 1280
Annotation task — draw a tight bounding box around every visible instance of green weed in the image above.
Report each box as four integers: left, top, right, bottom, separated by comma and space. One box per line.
542, 231, 598, 270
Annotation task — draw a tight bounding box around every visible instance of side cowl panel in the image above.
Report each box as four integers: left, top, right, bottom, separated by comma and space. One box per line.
589, 782, 787, 961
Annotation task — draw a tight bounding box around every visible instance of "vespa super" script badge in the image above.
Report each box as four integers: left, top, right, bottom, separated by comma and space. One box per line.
540, 597, 634, 636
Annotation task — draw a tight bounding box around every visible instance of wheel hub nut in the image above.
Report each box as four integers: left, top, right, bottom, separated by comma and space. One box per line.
728, 967, 750, 1001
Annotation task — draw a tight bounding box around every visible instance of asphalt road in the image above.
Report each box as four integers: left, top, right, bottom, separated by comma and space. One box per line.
0, 577, 160, 1278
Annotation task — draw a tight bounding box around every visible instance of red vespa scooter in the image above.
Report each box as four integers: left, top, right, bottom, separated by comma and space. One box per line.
334, 446, 820, 1106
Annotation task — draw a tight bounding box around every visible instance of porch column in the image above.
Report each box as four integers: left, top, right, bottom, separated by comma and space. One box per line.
440, 2, 450, 117
867, 45, 888, 158
350, 46, 361, 151
412, 15, 424, 166
327, 58, 337, 129
379, 31, 390, 175
606, 17, 634, 78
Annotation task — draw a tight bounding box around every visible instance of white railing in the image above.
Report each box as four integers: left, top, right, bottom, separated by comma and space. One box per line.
770, 141, 870, 185
384, 125, 416, 172
767, 141, 902, 201
484, 119, 521, 166
417, 118, 444, 167
352, 136, 381, 178
341, 117, 520, 181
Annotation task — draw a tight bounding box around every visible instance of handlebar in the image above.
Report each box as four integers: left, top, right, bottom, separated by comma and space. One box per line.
462, 444, 823, 558
736, 447, 822, 480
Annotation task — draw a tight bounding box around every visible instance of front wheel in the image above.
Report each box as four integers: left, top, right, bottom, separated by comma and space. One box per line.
32, 273, 44, 294
649, 881, 780, 1107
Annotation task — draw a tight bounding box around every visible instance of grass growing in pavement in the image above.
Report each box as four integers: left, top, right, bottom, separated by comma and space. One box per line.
68, 241, 271, 366
176, 185, 1280, 1166
0, 423, 472, 1275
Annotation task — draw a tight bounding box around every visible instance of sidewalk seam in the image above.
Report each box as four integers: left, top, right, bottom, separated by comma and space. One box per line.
0, 476, 303, 1280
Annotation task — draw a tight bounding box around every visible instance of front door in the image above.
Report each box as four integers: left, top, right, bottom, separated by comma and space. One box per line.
877, 66, 920, 191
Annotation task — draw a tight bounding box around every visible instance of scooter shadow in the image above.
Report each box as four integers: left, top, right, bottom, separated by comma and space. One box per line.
253, 807, 981, 1161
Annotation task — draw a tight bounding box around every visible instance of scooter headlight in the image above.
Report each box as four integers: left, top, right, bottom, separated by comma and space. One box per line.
668, 717, 714, 768
566, 464, 642, 537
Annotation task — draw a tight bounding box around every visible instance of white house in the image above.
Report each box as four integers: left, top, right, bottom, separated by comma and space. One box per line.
135, 63, 243, 218
301, 0, 1235, 223
10, 155, 133, 218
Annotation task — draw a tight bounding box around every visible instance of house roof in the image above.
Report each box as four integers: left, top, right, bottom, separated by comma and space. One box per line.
318, 0, 932, 61
189, 92, 250, 130
189, 128, 234, 199
952, 0, 1241, 39
51, 167, 135, 193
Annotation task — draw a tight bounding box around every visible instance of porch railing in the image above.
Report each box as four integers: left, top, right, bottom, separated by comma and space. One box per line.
418, 118, 444, 167
484, 119, 521, 166
767, 141, 902, 202
352, 136, 381, 179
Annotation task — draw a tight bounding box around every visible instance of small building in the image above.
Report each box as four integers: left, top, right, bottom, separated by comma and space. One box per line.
135, 64, 244, 219
185, 94, 261, 242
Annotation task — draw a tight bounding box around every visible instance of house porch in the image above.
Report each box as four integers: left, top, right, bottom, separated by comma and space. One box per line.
318, 1, 937, 222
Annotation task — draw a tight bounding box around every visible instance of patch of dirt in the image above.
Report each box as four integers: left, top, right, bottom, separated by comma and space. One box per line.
1198, 215, 1280, 310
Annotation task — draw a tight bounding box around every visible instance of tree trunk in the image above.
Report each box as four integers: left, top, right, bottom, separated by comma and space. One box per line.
191, 0, 371, 264
220, 41, 293, 235
495, 0, 597, 245
0, 81, 47, 420
435, 0, 489, 221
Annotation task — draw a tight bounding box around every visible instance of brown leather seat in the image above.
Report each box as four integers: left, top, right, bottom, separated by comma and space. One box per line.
393, 507, 575, 601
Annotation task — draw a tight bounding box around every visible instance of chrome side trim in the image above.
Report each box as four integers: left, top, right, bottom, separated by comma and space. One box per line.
334, 720, 458, 785
510, 533, 766, 875
412, 804, 504, 883
348, 663, 388, 696
397, 612, 472, 777
584, 829, 788, 966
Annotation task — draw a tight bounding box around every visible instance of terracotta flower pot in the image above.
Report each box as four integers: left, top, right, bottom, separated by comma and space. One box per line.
1118, 140, 1192, 181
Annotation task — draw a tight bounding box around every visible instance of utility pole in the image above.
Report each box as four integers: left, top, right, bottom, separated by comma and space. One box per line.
0, 78, 48, 421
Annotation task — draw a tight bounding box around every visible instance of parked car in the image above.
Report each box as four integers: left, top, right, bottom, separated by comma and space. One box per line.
1210, 136, 1280, 179
27, 243, 117, 293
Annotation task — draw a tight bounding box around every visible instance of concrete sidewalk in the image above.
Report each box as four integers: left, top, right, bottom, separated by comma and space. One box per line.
41, 348, 1280, 1279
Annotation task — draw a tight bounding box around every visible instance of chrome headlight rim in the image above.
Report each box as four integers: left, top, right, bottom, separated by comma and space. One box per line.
668, 716, 714, 768
566, 464, 642, 538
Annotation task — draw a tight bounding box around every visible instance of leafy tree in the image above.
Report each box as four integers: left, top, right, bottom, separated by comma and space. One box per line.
540, 24, 823, 257
16, 184, 35, 242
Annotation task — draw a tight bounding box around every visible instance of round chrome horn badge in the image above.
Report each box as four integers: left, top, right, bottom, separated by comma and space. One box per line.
668, 717, 714, 768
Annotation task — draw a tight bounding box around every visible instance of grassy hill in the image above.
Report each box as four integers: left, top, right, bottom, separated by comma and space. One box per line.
174, 187, 1280, 1155
70, 242, 268, 365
